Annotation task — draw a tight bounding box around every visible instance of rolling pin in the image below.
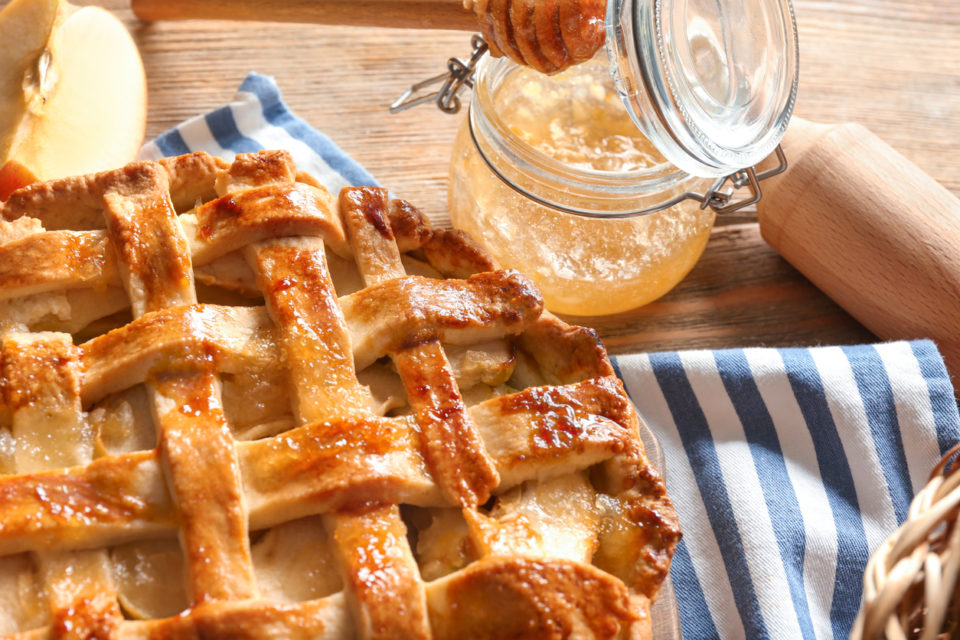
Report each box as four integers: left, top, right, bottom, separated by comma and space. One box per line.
756, 118, 960, 385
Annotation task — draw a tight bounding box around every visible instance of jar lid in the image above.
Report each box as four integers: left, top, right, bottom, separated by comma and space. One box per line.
607, 0, 799, 177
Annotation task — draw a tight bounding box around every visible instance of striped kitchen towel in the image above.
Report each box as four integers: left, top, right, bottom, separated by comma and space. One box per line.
141, 72, 960, 640
615, 343, 960, 640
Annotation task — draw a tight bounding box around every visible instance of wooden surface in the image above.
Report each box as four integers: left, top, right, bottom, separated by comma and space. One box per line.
30, 1, 960, 358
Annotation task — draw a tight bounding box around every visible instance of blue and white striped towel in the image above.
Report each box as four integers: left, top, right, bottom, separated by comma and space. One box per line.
141, 72, 960, 640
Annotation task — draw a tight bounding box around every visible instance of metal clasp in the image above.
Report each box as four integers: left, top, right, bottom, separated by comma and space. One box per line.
390, 35, 488, 115
696, 145, 788, 214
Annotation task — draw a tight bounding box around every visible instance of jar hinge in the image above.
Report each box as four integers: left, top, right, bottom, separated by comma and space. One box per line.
389, 35, 488, 115
693, 145, 788, 215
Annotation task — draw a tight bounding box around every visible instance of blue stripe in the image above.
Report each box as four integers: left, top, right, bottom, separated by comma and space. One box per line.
153, 128, 192, 157
648, 352, 770, 640
714, 349, 816, 639
204, 107, 262, 154
841, 345, 912, 522
238, 73, 379, 187
779, 348, 869, 639
910, 340, 960, 455
670, 539, 720, 639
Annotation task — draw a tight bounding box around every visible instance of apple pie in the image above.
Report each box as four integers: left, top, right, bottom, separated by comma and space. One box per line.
0, 150, 680, 639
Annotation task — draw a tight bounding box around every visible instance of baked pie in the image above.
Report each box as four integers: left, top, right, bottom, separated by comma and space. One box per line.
0, 150, 680, 639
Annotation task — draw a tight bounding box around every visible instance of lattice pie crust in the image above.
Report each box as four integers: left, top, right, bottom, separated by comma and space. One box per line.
0, 150, 680, 639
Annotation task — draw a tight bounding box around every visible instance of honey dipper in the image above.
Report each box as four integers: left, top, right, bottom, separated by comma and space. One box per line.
131, 0, 605, 74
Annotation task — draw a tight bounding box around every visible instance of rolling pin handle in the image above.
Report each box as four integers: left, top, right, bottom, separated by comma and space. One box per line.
131, 0, 479, 31
756, 118, 960, 386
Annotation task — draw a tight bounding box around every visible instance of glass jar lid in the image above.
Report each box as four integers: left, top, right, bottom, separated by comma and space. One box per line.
607, 0, 799, 177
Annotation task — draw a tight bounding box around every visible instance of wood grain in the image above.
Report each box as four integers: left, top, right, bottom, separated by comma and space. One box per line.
8, 0, 960, 364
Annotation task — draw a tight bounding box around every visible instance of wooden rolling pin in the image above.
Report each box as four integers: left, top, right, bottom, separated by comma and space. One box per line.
756, 118, 960, 385
131, 0, 477, 29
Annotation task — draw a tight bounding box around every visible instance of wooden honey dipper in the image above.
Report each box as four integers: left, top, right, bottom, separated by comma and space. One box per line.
131, 0, 606, 74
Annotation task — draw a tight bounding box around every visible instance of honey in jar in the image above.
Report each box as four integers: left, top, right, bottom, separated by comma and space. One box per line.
449, 56, 715, 316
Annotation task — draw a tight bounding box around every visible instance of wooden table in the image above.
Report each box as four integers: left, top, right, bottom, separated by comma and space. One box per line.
72, 1, 960, 356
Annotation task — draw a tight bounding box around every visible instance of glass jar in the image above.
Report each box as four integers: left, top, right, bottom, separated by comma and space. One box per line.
447, 0, 798, 316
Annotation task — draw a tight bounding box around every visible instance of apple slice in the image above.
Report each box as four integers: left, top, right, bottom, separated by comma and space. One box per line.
0, 0, 147, 198
0, 160, 37, 201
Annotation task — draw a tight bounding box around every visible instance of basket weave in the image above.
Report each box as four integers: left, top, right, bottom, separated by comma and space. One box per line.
851, 442, 960, 640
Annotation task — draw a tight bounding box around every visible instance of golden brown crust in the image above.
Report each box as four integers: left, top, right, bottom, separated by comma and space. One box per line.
50, 592, 123, 640
421, 228, 499, 277
470, 376, 634, 489
192, 182, 349, 263
0, 151, 677, 639
326, 505, 431, 640
101, 162, 195, 315
158, 151, 229, 213
0, 231, 118, 300
1, 333, 81, 412
249, 238, 373, 421
0, 171, 105, 231
340, 187, 406, 284
428, 557, 638, 639
0, 451, 174, 555
153, 361, 258, 603
341, 186, 501, 510
214, 150, 297, 196
140, 598, 345, 640
341, 270, 543, 370
593, 471, 682, 599
517, 311, 616, 384
387, 198, 433, 252
396, 342, 501, 508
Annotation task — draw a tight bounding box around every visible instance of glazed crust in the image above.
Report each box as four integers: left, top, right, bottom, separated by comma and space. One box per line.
0, 150, 679, 640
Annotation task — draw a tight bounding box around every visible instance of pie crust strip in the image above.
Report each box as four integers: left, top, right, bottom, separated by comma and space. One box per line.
340, 187, 501, 510
102, 162, 258, 604
235, 161, 429, 639
1, 332, 124, 635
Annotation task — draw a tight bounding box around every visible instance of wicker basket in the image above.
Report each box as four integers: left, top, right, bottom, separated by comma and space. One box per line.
851, 443, 960, 640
